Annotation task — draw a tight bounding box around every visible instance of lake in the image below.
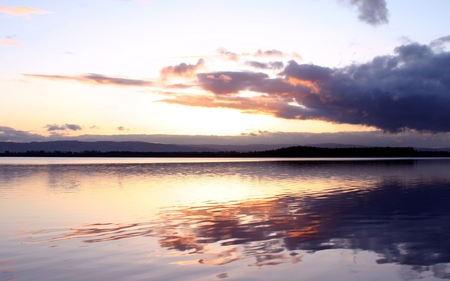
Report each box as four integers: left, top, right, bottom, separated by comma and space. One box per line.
1, 158, 450, 280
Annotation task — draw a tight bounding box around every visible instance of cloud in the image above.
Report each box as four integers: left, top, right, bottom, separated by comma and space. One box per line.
66, 124, 83, 131
165, 83, 194, 89
117, 126, 131, 131
0, 5, 51, 19
163, 38, 450, 133
45, 124, 83, 132
3, 125, 450, 148
159, 59, 204, 80
245, 61, 284, 70
0, 126, 46, 142
254, 49, 302, 61
216, 48, 240, 61
197, 72, 269, 94
216, 48, 302, 62
430, 35, 450, 51
23, 73, 153, 87
342, 0, 389, 26
162, 94, 293, 118
0, 36, 20, 46
280, 42, 450, 132
254, 49, 285, 58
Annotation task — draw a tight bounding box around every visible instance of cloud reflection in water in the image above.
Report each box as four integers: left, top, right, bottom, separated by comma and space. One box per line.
14, 160, 450, 278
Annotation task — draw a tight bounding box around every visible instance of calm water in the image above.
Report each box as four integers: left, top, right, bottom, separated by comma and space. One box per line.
1, 158, 450, 281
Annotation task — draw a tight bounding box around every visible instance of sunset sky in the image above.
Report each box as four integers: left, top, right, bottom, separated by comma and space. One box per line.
1, 0, 450, 147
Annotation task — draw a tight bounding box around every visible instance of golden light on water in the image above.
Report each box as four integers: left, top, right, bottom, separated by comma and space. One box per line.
3, 160, 450, 280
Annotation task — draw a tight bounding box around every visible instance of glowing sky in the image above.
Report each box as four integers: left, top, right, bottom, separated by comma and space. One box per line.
1, 0, 450, 145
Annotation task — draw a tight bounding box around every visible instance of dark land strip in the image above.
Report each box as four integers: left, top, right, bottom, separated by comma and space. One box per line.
1, 146, 449, 157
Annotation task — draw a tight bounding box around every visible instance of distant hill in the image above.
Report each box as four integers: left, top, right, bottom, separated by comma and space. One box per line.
0, 141, 299, 154
0, 141, 296, 153
0, 141, 217, 153
414, 147, 450, 152
1, 141, 449, 155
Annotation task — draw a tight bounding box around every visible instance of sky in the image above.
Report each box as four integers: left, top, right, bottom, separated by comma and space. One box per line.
1, 0, 450, 147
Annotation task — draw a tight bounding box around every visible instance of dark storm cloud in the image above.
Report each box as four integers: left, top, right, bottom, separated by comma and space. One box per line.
23, 73, 153, 87
45, 124, 83, 132
169, 39, 450, 133
248, 77, 304, 95
343, 0, 389, 26
280, 41, 450, 132
197, 71, 269, 94
283, 63, 332, 82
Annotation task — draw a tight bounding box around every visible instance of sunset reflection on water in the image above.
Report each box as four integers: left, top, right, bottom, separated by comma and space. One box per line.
1, 159, 450, 280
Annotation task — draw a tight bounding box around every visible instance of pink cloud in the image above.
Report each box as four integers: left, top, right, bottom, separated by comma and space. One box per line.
216, 48, 240, 61
23, 73, 153, 87
0, 36, 20, 46
159, 59, 204, 80
254, 49, 302, 61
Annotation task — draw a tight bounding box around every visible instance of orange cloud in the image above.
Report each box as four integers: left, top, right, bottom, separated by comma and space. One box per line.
172, 40, 450, 133
161, 93, 288, 118
206, 74, 233, 82
287, 77, 320, 93
23, 73, 153, 87
0, 5, 51, 19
